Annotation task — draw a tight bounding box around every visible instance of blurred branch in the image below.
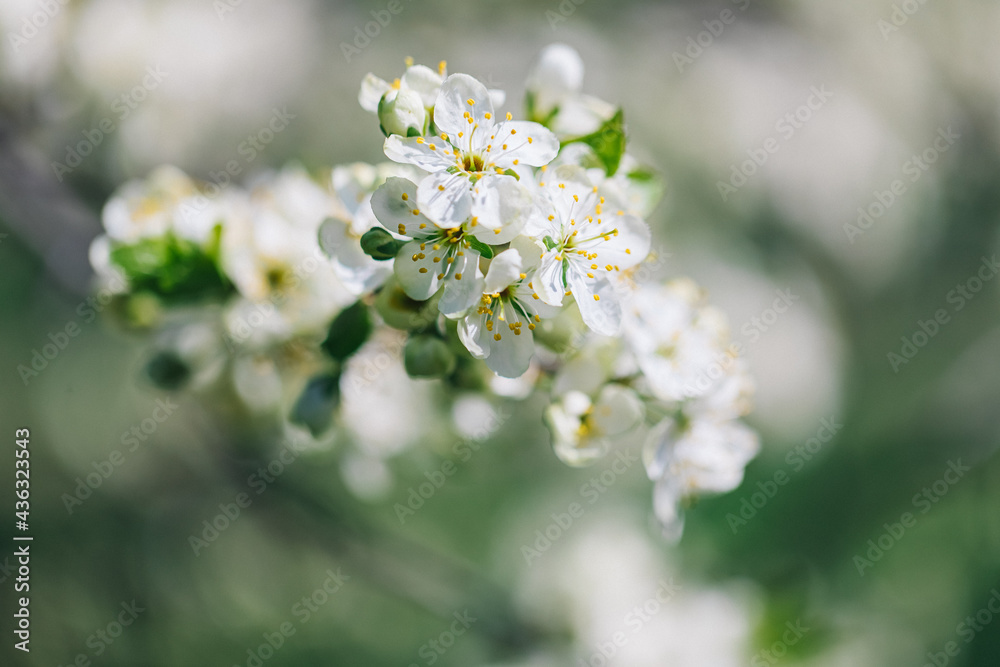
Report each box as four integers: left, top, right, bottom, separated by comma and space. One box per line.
0, 116, 101, 296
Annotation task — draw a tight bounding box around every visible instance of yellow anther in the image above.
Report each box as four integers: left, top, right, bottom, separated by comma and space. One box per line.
419, 223, 427, 229
519, 273, 527, 280
416, 137, 425, 144
467, 98, 475, 105
510, 129, 517, 135
419, 267, 428, 273
412, 209, 420, 215
593, 294, 600, 301
625, 249, 631, 254
438, 60, 447, 74
401, 192, 409, 201
485, 113, 492, 120
494, 333, 502, 341
438, 185, 446, 191
405, 56, 414, 67
527, 137, 533, 143
391, 78, 401, 90
494, 228, 501, 235
455, 273, 463, 280
506, 112, 513, 120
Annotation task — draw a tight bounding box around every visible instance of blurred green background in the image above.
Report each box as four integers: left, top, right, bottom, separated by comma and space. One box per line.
2, 0, 1000, 665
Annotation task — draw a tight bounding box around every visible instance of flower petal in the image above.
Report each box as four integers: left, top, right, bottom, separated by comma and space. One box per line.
359, 73, 390, 112
483, 323, 535, 378
489, 120, 560, 168
370, 177, 430, 235
433, 73, 495, 138
484, 248, 523, 294
393, 239, 440, 301
401, 64, 443, 108
417, 170, 472, 228
533, 251, 565, 307
438, 248, 484, 317
383, 135, 454, 172
568, 266, 622, 336
469, 174, 531, 243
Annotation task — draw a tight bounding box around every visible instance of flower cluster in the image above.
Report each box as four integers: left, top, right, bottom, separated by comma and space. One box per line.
88, 44, 758, 539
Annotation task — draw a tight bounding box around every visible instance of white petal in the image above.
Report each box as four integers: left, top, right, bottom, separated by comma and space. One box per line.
488, 89, 506, 108
526, 43, 585, 115
508, 235, 543, 273
370, 177, 429, 234
584, 212, 651, 270
393, 239, 440, 301
458, 314, 488, 359
417, 171, 472, 228
483, 325, 535, 378
652, 476, 686, 542
359, 73, 390, 112
469, 174, 531, 243
533, 251, 565, 306
438, 248, 484, 317
383, 135, 453, 172
484, 248, 523, 294
433, 73, 495, 138
489, 121, 559, 168
591, 384, 644, 437
568, 266, 622, 336
401, 64, 443, 108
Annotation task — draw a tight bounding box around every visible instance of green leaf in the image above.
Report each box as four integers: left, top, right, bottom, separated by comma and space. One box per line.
466, 236, 495, 259
321, 300, 372, 361
564, 109, 627, 176
290, 373, 340, 436
108, 228, 233, 304
359, 227, 403, 260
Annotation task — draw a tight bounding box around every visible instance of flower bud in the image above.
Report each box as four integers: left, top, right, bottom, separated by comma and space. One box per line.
378, 88, 426, 137
360, 227, 402, 260
404, 335, 455, 378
